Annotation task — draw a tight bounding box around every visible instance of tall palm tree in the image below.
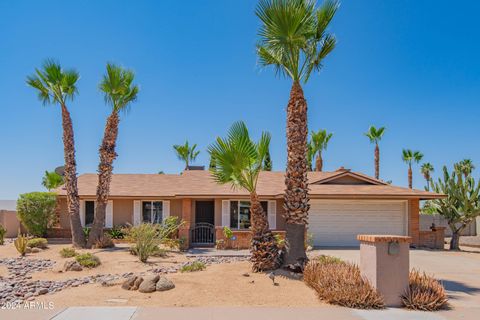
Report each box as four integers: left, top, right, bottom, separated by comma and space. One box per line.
402, 149, 423, 189
364, 126, 385, 179
173, 141, 200, 170
420, 162, 434, 191
263, 149, 273, 171
256, 0, 339, 270
455, 159, 475, 178
310, 129, 333, 171
208, 122, 280, 271
26, 60, 85, 247
87, 64, 139, 247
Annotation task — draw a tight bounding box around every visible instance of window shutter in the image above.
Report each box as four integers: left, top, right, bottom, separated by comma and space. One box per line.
79, 200, 85, 227
222, 200, 230, 227
105, 200, 113, 228
268, 200, 276, 230
133, 200, 141, 225
163, 200, 170, 219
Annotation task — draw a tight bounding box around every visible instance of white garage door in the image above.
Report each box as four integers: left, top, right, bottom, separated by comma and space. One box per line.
309, 200, 407, 247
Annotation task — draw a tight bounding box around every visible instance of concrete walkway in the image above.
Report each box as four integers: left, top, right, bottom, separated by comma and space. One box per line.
2, 306, 472, 320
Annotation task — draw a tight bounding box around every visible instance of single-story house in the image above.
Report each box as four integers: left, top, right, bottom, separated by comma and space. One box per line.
0, 200, 25, 238
54, 167, 443, 248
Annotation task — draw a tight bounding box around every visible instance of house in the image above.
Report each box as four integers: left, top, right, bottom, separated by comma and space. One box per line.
0, 200, 24, 238
54, 168, 443, 248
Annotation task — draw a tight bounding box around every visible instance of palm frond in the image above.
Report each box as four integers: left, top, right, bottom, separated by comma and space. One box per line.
99, 63, 139, 114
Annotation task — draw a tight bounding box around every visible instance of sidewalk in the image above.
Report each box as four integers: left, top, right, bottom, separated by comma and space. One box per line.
2, 306, 473, 320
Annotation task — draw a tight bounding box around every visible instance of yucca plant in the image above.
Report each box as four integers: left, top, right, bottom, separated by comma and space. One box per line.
402, 269, 448, 311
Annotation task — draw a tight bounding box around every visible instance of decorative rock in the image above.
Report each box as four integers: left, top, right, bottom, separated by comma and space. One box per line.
36, 288, 48, 295
156, 277, 175, 291
31, 248, 41, 253
121, 276, 136, 290
132, 276, 144, 291
138, 275, 159, 293
64, 261, 83, 272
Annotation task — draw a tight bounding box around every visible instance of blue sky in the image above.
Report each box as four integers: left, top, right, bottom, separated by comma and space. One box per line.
1, 0, 479, 199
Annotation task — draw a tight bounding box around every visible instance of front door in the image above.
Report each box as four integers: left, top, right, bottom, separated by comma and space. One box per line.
192, 201, 215, 245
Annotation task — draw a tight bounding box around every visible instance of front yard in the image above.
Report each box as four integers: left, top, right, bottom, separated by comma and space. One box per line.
1, 241, 480, 318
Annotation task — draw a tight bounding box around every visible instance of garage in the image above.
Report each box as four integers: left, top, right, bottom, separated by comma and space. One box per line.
309, 199, 408, 247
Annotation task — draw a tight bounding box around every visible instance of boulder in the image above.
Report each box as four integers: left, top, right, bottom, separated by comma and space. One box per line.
156, 277, 175, 291
36, 288, 48, 295
138, 275, 159, 293
121, 276, 136, 290
31, 248, 41, 253
64, 261, 83, 272
131, 276, 144, 291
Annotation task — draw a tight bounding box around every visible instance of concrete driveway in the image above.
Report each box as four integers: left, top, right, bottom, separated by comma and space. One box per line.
313, 247, 480, 319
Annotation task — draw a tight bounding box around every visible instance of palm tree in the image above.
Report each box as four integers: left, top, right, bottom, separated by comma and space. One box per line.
42, 170, 64, 191
402, 149, 423, 189
87, 64, 139, 247
256, 0, 339, 270
455, 159, 475, 178
26, 60, 85, 247
208, 122, 280, 271
310, 129, 333, 171
173, 141, 200, 170
263, 149, 273, 171
364, 126, 385, 179
420, 162, 434, 191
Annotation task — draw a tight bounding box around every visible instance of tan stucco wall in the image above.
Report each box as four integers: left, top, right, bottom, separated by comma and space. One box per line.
58, 198, 70, 229
112, 199, 133, 226
0, 210, 24, 237
408, 199, 420, 245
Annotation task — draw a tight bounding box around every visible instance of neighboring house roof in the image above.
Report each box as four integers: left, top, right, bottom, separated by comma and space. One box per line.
0, 200, 17, 211
55, 168, 443, 200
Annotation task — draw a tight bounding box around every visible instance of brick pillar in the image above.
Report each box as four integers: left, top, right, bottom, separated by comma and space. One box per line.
357, 235, 412, 307
408, 199, 420, 246
179, 199, 192, 249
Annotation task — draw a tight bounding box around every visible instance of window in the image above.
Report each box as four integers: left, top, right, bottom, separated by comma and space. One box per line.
85, 201, 95, 227
229, 200, 268, 229
142, 201, 163, 224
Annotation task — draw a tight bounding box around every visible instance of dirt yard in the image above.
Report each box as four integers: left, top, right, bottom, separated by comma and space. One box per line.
0, 241, 321, 308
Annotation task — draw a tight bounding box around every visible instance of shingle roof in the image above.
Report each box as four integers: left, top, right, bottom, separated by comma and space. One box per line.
55, 170, 443, 200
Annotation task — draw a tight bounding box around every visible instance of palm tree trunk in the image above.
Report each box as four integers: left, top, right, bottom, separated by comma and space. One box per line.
374, 144, 379, 179
60, 104, 85, 248
315, 153, 323, 171
450, 231, 460, 250
87, 112, 119, 248
408, 166, 413, 189
249, 192, 280, 272
283, 81, 309, 271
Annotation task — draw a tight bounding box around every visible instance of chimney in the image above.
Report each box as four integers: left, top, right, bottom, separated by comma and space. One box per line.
336, 166, 350, 172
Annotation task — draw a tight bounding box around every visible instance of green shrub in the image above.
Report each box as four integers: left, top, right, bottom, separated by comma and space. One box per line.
75, 253, 101, 268
180, 261, 206, 273
16, 192, 57, 237
223, 226, 233, 240
273, 233, 285, 247
27, 238, 48, 249
402, 269, 448, 311
126, 223, 162, 263
107, 226, 126, 239
0, 225, 6, 245
93, 233, 115, 249
60, 247, 77, 258
83, 227, 91, 239
161, 238, 180, 250
14, 233, 28, 256
159, 216, 184, 239
304, 256, 384, 309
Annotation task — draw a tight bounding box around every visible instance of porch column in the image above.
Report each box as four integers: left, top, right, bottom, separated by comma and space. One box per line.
179, 198, 192, 249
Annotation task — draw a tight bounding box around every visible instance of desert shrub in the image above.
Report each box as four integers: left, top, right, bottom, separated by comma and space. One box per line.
16, 192, 57, 237
107, 225, 126, 239
161, 238, 181, 250
75, 253, 101, 268
223, 226, 233, 240
126, 223, 162, 263
27, 238, 48, 249
402, 269, 448, 311
180, 261, 206, 273
14, 233, 28, 256
83, 227, 91, 239
159, 216, 184, 239
273, 233, 285, 248
60, 247, 77, 258
0, 225, 6, 245
304, 257, 384, 309
93, 233, 115, 249
305, 232, 314, 249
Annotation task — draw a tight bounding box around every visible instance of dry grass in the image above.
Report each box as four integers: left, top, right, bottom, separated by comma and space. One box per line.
402, 269, 448, 311
304, 255, 384, 309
